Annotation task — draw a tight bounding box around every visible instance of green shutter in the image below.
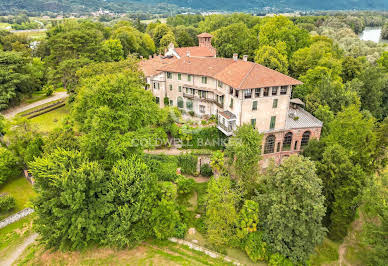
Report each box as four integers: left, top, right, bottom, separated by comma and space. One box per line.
179, 86, 182, 92
178, 73, 181, 80
230, 98, 233, 108
252, 101, 257, 110
169, 85, 172, 91
273, 99, 278, 108
251, 118, 256, 128
270, 116, 276, 129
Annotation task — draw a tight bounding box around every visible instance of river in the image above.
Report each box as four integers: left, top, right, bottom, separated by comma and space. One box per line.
359, 27, 387, 43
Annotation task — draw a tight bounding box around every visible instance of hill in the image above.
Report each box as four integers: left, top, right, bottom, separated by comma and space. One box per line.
0, 0, 387, 15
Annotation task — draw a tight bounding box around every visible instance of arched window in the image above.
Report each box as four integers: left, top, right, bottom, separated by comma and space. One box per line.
301, 131, 311, 147
264, 135, 276, 154
282, 132, 293, 151
177, 96, 183, 108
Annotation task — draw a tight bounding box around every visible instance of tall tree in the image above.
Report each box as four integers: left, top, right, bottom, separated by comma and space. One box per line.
256, 156, 326, 263
255, 44, 288, 74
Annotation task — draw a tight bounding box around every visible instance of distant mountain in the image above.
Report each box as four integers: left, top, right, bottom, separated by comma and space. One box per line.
0, 0, 386, 15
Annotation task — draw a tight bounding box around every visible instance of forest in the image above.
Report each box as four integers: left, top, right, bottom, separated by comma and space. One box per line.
0, 11, 387, 265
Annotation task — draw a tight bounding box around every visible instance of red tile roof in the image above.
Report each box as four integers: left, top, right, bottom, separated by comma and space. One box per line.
174, 46, 216, 57
197, 32, 213, 38
158, 57, 302, 89
138, 56, 177, 77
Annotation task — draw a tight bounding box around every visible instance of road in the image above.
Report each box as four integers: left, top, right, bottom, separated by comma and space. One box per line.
1, 92, 68, 119
0, 233, 38, 266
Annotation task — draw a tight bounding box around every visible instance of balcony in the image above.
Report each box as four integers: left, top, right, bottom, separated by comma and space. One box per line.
183, 93, 224, 108
217, 110, 237, 136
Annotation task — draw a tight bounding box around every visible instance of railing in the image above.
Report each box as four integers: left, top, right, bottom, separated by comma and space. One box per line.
183, 93, 224, 108
217, 122, 233, 133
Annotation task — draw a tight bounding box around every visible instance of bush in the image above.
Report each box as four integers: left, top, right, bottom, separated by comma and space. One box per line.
0, 147, 20, 185
143, 154, 178, 181
268, 253, 294, 266
175, 175, 195, 195
43, 84, 55, 96
182, 126, 227, 150
244, 231, 268, 262
164, 97, 169, 106
0, 195, 16, 213
200, 163, 213, 177
177, 154, 197, 175
189, 110, 195, 116
174, 222, 188, 238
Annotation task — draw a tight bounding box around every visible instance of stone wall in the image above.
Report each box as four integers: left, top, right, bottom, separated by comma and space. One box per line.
0, 208, 34, 229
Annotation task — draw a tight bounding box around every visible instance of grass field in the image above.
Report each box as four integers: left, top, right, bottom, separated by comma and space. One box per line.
13, 31, 47, 40
0, 22, 11, 29
0, 177, 36, 220
0, 214, 35, 259
29, 105, 70, 133
16, 239, 234, 266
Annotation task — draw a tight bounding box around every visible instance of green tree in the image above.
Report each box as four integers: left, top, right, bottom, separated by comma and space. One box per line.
0, 51, 37, 109
255, 45, 288, 74
30, 149, 112, 250
206, 175, 238, 248
104, 156, 157, 247
317, 144, 365, 240
225, 124, 263, 195
101, 39, 124, 61
72, 68, 164, 166
258, 16, 310, 59
0, 147, 20, 185
159, 32, 177, 53
256, 156, 326, 263
173, 25, 198, 47
212, 22, 258, 59
152, 24, 172, 49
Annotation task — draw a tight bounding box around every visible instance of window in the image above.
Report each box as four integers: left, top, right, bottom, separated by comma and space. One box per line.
199, 90, 207, 98
280, 86, 288, 95
178, 86, 182, 92
229, 87, 233, 94
272, 87, 278, 96
294, 141, 298, 150
264, 135, 275, 154
201, 76, 207, 84
251, 118, 256, 129
263, 87, 269, 96
200, 105, 205, 113
273, 99, 278, 108
282, 132, 292, 151
218, 80, 223, 88
178, 73, 181, 80
186, 99, 193, 110
270, 116, 276, 130
169, 100, 173, 106
177, 97, 183, 108
235, 90, 239, 97
169, 84, 173, 91
230, 98, 233, 108
187, 75, 192, 81
255, 88, 261, 97
252, 101, 257, 111
301, 131, 311, 147
277, 142, 280, 152
155, 97, 160, 104
167, 72, 172, 79
244, 89, 252, 99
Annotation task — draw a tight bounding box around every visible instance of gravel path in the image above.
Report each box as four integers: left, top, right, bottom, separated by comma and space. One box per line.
0, 233, 38, 266
1, 92, 68, 119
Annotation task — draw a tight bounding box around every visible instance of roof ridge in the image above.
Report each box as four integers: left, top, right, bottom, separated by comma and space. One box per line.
237, 62, 255, 89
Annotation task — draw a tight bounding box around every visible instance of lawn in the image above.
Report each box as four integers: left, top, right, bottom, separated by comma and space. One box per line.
0, 214, 35, 259
308, 238, 340, 265
29, 105, 70, 133
0, 176, 36, 220
16, 239, 233, 265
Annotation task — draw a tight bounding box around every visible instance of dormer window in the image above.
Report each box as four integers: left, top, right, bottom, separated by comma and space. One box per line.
255, 88, 261, 97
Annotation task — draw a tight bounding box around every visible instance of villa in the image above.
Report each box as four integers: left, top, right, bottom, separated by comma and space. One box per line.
139, 33, 322, 166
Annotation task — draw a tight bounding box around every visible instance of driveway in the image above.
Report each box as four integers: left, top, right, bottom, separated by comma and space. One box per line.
1, 92, 68, 119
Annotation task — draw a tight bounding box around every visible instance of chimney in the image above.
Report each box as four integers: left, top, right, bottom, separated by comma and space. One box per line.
243, 55, 248, 62
233, 53, 238, 61
186, 50, 190, 57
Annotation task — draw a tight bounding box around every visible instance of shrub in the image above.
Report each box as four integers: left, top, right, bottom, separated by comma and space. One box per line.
0, 147, 20, 185
143, 154, 178, 181
244, 231, 268, 262
200, 163, 213, 177
0, 195, 16, 213
189, 110, 195, 116
182, 126, 227, 150
174, 222, 188, 239
43, 84, 55, 96
177, 154, 197, 175
175, 175, 195, 195
268, 253, 294, 266
164, 97, 169, 106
